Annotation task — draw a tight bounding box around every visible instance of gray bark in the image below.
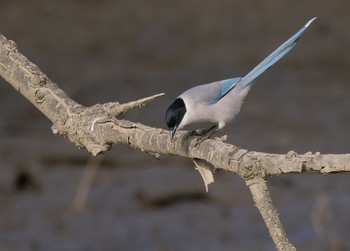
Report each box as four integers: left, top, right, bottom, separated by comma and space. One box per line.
1, 33, 348, 250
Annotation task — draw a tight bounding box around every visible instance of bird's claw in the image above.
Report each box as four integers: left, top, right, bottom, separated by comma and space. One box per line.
187, 129, 204, 137
194, 135, 210, 147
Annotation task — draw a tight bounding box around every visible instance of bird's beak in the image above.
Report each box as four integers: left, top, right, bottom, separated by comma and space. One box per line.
170, 125, 178, 140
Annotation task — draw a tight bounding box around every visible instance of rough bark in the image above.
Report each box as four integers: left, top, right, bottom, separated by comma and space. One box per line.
247, 178, 296, 250
1, 33, 348, 250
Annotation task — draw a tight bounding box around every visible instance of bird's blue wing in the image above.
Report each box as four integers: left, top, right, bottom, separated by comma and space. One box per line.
239, 17, 316, 88
207, 77, 242, 105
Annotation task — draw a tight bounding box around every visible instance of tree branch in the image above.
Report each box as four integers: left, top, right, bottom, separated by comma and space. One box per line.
1, 33, 349, 250
247, 178, 296, 251
103, 93, 165, 117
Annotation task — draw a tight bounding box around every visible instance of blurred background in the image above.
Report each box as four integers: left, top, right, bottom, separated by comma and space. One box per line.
1, 0, 350, 250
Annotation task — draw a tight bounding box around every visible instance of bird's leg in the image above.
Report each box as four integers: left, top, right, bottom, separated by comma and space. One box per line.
194, 125, 220, 146
199, 125, 219, 137
187, 125, 217, 137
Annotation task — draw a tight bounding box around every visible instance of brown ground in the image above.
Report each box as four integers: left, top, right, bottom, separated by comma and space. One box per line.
1, 1, 350, 250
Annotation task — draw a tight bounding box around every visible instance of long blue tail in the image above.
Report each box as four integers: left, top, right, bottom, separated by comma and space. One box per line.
239, 17, 316, 88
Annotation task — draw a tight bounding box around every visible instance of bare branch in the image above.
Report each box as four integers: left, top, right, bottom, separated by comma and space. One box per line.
1, 33, 349, 250
73, 155, 104, 213
103, 93, 165, 117
246, 178, 296, 251
0, 34, 81, 126
1, 33, 349, 176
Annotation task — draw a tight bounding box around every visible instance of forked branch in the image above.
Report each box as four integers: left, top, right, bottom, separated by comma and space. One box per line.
1, 33, 349, 251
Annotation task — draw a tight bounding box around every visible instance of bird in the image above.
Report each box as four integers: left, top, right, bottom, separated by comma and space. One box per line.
166, 18, 316, 140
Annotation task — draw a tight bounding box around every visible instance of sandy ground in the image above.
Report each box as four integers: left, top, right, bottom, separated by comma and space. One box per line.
1, 0, 350, 250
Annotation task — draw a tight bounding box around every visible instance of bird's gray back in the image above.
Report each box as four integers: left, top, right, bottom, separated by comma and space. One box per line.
179, 81, 222, 105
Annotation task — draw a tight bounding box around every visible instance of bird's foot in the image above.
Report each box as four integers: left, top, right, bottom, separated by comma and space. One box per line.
187, 129, 205, 138
194, 136, 210, 147
187, 130, 202, 137
191, 126, 219, 147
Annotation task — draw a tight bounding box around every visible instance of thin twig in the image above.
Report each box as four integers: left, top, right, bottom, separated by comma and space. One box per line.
103, 93, 165, 117
73, 155, 104, 213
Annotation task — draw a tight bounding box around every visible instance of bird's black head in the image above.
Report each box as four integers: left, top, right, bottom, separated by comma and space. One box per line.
165, 98, 186, 139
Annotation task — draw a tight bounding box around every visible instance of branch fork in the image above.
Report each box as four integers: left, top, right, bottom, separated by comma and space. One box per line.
2, 32, 350, 251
